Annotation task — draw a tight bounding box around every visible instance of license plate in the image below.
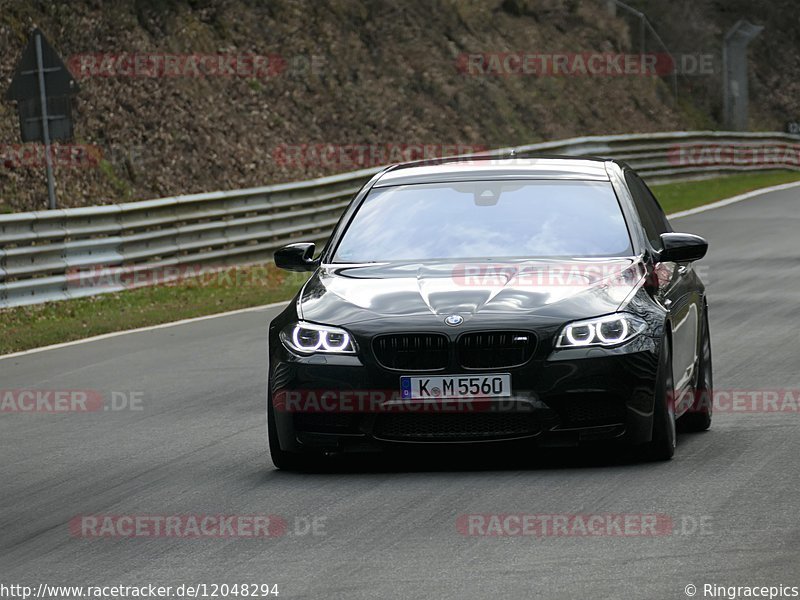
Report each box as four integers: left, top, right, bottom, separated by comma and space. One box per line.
400, 374, 511, 400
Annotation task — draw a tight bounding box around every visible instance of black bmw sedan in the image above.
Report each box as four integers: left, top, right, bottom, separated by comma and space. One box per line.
267, 156, 712, 469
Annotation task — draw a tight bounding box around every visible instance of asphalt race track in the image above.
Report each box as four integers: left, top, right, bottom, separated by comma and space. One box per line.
2, 185, 799, 599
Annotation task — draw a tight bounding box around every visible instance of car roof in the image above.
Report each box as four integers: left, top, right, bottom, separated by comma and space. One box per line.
373, 155, 613, 187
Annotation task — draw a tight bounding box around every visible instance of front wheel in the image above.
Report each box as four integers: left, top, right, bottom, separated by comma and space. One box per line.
268, 393, 321, 471
642, 336, 676, 461
678, 306, 713, 432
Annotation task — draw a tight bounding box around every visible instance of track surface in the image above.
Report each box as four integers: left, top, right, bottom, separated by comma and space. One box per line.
2, 186, 800, 599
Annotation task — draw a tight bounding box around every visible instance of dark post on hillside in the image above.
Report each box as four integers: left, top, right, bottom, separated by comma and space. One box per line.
5, 28, 80, 210
723, 20, 763, 131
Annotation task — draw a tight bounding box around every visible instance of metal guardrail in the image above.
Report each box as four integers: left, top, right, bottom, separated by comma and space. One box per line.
1, 130, 799, 308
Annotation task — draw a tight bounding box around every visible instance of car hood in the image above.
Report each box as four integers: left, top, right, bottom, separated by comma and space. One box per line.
298, 259, 645, 326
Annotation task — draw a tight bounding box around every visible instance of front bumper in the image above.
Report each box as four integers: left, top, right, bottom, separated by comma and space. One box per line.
268, 332, 661, 454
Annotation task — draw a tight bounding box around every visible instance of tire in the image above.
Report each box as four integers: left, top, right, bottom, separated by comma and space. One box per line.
643, 335, 676, 461
267, 391, 320, 471
678, 306, 713, 432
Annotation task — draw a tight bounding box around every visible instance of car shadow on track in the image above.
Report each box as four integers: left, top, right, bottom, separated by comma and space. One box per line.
264, 433, 704, 476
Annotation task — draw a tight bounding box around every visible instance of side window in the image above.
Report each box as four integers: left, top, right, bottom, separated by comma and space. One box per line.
639, 177, 673, 235
625, 171, 671, 250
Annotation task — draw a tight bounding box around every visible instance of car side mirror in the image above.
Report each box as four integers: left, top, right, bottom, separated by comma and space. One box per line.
274, 242, 318, 272
658, 233, 708, 263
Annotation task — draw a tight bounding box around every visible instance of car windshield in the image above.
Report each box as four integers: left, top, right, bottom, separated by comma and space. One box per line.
332, 179, 632, 262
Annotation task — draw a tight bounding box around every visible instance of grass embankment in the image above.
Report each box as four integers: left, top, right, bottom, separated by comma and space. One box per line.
0, 266, 307, 355
651, 169, 800, 214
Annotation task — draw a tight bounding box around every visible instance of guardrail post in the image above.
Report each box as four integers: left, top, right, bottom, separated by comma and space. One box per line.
723, 20, 763, 131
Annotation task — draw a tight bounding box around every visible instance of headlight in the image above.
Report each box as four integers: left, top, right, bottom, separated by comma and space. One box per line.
280, 321, 357, 354
556, 313, 646, 348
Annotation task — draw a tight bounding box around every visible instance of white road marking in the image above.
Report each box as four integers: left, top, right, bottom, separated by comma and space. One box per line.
667, 180, 800, 220
0, 301, 288, 361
